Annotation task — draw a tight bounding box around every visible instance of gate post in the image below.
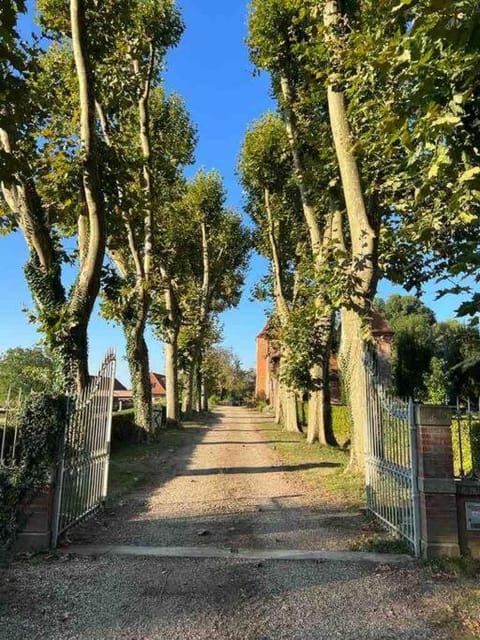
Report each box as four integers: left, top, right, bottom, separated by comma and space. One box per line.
415, 405, 460, 559
15, 479, 56, 551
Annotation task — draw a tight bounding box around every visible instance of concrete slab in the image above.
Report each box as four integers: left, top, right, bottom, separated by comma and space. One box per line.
61, 544, 415, 565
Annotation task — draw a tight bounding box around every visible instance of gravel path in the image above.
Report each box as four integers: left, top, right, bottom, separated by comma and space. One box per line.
72, 407, 367, 550
0, 554, 462, 639
0, 407, 472, 639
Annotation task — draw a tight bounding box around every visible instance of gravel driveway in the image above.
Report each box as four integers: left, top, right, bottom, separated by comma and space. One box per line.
0, 407, 475, 639
71, 407, 367, 550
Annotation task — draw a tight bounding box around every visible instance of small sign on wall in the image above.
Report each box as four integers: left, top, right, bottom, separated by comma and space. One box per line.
466, 502, 480, 531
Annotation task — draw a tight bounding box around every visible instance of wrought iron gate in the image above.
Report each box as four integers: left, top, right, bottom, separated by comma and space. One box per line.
53, 350, 116, 546
364, 353, 421, 556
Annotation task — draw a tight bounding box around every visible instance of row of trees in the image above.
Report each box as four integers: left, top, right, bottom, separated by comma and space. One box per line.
377, 295, 480, 403
1, 1, 250, 430
241, 1, 479, 466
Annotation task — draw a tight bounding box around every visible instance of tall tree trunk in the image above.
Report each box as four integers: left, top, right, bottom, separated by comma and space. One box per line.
182, 363, 194, 417
280, 77, 322, 254
280, 78, 341, 445
278, 359, 301, 433
307, 358, 337, 446
339, 308, 368, 468
279, 385, 300, 433
324, 1, 378, 469
195, 353, 202, 413
264, 188, 301, 433
307, 310, 338, 446
1, 1, 105, 395
165, 339, 179, 424
201, 380, 209, 412
164, 284, 180, 424
127, 335, 152, 433
69, 0, 106, 393
124, 295, 153, 433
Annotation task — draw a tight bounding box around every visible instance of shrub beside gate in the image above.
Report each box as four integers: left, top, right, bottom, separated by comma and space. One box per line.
0, 395, 67, 562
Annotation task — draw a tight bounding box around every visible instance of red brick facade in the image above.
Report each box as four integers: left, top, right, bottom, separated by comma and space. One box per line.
256, 312, 393, 405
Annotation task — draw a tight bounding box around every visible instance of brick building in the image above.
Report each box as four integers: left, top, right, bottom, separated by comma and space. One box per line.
113, 372, 167, 411
255, 311, 394, 405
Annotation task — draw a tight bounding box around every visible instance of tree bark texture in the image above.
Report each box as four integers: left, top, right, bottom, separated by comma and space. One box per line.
164, 284, 180, 424
279, 80, 340, 445
182, 364, 194, 417
69, 0, 107, 393
165, 339, 179, 425
125, 297, 153, 433
323, 1, 378, 469
264, 188, 301, 433
0, 1, 106, 394
307, 359, 337, 446
339, 308, 367, 469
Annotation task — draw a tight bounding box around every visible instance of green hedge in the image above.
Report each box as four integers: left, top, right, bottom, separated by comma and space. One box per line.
1, 395, 67, 562
332, 405, 352, 447
111, 409, 146, 451
452, 417, 480, 478
296, 401, 352, 447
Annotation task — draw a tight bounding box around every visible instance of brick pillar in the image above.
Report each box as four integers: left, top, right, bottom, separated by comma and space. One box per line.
16, 482, 56, 551
416, 406, 460, 559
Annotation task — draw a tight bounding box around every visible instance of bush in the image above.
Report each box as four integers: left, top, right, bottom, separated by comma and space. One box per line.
297, 400, 308, 426
208, 395, 219, 408
256, 399, 268, 412
1, 394, 67, 562
0, 469, 24, 564
111, 409, 146, 451
452, 416, 480, 477
332, 405, 352, 447
295, 402, 351, 447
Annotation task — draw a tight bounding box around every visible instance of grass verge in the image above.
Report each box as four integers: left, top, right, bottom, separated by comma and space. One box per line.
255, 422, 364, 511
107, 422, 206, 503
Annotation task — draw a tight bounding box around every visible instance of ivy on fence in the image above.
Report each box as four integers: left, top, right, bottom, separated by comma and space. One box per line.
0, 395, 67, 563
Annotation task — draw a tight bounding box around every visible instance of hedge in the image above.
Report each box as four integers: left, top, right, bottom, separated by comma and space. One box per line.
452, 417, 480, 478
111, 409, 146, 451
296, 401, 352, 447
1, 394, 67, 563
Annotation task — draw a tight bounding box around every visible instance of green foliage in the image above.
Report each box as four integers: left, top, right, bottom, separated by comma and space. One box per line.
0, 469, 24, 565
331, 405, 352, 447
257, 399, 268, 412
111, 409, 147, 452
379, 295, 436, 326
377, 295, 480, 400
208, 395, 219, 408
424, 357, 449, 404
0, 394, 67, 561
203, 347, 254, 402
434, 321, 480, 400
297, 401, 352, 447
452, 416, 480, 478
391, 313, 435, 399
0, 346, 56, 404
344, 1, 480, 310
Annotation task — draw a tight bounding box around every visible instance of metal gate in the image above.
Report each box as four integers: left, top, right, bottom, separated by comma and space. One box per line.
53, 350, 116, 546
364, 352, 421, 556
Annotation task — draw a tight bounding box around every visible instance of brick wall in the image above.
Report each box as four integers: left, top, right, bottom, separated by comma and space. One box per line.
255, 335, 269, 401
416, 406, 461, 558
16, 483, 55, 551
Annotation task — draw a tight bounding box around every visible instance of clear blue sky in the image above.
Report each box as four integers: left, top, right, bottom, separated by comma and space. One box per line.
1, 1, 473, 385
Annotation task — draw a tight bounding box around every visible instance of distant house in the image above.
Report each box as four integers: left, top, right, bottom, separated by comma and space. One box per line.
112, 379, 133, 411
111, 373, 167, 411
255, 311, 394, 407
150, 372, 167, 401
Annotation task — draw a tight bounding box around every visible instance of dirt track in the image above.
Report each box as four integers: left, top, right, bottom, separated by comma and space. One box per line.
1, 407, 476, 639
72, 407, 367, 550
